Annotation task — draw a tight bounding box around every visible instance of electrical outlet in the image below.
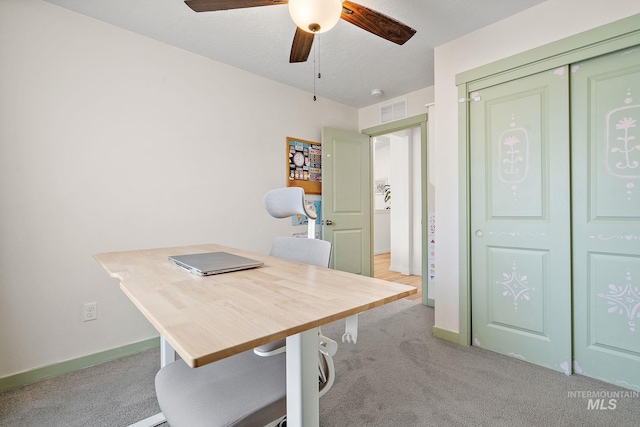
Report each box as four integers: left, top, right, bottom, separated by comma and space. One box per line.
83, 302, 98, 322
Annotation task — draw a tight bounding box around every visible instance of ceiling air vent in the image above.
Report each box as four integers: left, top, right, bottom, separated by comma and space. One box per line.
380, 99, 407, 123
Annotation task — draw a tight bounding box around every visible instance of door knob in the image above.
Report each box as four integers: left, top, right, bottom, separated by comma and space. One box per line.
324, 220, 333, 226
475, 230, 484, 238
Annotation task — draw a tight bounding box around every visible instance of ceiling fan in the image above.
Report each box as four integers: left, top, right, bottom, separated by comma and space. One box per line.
184, 0, 416, 63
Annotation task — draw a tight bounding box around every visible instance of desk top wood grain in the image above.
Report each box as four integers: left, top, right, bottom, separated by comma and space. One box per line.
95, 243, 416, 368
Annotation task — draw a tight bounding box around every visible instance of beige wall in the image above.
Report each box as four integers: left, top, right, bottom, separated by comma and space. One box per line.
432, 0, 640, 335
0, 0, 358, 378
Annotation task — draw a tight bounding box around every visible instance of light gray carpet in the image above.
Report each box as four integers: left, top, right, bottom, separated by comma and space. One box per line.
1, 299, 638, 426
320, 299, 639, 426
0, 349, 162, 427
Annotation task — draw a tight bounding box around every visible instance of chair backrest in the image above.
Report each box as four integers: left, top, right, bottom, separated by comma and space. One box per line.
264, 187, 318, 239
269, 237, 331, 268
264, 187, 317, 220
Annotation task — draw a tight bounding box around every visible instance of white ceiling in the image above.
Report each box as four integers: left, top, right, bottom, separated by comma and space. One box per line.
43, 0, 546, 108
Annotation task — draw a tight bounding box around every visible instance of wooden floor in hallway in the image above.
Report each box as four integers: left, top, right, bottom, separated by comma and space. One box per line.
373, 252, 422, 302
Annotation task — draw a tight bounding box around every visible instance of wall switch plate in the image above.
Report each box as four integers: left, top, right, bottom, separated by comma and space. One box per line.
83, 302, 97, 322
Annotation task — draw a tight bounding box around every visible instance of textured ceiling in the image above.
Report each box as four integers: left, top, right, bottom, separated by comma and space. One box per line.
43, 0, 546, 108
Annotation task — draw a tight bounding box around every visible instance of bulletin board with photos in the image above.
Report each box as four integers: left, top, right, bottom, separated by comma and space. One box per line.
286, 136, 321, 194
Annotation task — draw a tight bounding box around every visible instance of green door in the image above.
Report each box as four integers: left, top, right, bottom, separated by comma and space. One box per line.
571, 47, 640, 388
321, 127, 372, 276
470, 67, 572, 372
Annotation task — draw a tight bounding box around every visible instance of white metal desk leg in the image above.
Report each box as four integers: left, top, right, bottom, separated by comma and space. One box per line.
286, 328, 320, 427
160, 336, 175, 368
126, 337, 173, 427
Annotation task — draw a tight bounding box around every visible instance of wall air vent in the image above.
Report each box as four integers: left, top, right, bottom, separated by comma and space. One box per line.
380, 99, 407, 123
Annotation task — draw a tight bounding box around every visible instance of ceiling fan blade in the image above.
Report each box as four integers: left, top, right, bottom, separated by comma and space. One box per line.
185, 0, 287, 13
340, 1, 416, 45
290, 27, 314, 63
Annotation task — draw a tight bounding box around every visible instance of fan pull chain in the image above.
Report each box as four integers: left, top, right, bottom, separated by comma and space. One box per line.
313, 35, 321, 102
317, 34, 321, 80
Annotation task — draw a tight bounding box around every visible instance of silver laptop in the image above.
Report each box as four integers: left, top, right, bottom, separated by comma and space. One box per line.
168, 251, 264, 276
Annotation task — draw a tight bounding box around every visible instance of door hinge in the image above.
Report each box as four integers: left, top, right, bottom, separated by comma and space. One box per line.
458, 93, 482, 103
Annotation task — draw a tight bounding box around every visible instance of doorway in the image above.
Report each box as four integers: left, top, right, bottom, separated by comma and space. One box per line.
372, 129, 422, 301
363, 114, 431, 306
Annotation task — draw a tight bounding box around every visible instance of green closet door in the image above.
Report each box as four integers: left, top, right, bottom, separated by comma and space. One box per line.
571, 47, 640, 389
470, 67, 572, 372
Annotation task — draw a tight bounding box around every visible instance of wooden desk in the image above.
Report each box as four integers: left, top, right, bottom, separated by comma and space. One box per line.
95, 243, 416, 427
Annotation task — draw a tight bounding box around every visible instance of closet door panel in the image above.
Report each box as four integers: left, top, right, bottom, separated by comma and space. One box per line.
489, 92, 544, 218
572, 46, 640, 388
470, 67, 571, 372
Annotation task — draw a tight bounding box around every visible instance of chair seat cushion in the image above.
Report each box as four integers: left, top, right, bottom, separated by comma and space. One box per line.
155, 349, 286, 427
254, 339, 286, 355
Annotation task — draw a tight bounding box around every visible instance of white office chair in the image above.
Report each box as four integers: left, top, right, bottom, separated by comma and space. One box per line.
154, 188, 335, 427
255, 188, 337, 424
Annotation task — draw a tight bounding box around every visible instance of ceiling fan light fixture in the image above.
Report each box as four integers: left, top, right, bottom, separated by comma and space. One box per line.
288, 0, 343, 34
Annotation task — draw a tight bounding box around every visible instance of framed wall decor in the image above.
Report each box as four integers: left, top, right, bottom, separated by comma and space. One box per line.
286, 136, 321, 194
374, 178, 388, 194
